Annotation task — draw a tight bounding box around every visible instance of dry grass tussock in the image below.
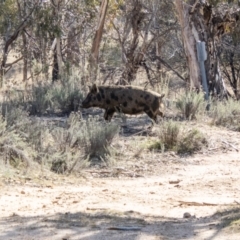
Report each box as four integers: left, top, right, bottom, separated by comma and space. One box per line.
149, 121, 208, 155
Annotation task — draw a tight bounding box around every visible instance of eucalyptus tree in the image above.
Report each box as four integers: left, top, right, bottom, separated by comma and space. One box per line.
175, 0, 240, 98
0, 0, 39, 87
109, 0, 180, 85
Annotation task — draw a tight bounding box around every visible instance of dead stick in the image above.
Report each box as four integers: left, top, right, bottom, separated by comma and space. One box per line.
222, 140, 239, 152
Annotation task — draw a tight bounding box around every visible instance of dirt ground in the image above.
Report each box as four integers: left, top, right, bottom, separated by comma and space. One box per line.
0, 115, 240, 240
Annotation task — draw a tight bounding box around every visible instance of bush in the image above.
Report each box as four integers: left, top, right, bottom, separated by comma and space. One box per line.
48, 79, 83, 115
81, 117, 120, 161
211, 98, 240, 131
49, 114, 119, 173
176, 91, 206, 120
1, 74, 84, 116
149, 121, 180, 152
29, 84, 51, 115
0, 115, 35, 171
1, 104, 49, 156
149, 121, 207, 154
177, 129, 208, 154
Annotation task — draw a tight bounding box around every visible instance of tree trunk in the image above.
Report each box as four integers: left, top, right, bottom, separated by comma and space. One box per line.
175, 0, 239, 98
56, 37, 63, 79
89, 0, 109, 83
174, 0, 201, 90
52, 46, 59, 82
22, 32, 28, 85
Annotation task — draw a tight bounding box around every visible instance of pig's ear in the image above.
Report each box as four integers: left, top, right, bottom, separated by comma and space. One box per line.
159, 94, 165, 99
90, 83, 98, 94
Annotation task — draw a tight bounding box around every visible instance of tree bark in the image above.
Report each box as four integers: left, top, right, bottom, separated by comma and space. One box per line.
118, 1, 149, 85
0, 7, 35, 87
89, 0, 109, 83
174, 0, 201, 90
174, 0, 239, 98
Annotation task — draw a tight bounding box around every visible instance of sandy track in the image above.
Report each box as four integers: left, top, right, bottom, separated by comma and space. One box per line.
0, 150, 240, 240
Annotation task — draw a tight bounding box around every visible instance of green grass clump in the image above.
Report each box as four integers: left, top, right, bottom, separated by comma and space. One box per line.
0, 115, 35, 171
77, 116, 120, 162
149, 121, 180, 152
177, 129, 208, 154
149, 121, 207, 154
1, 74, 84, 116
49, 114, 120, 174
211, 98, 240, 131
176, 91, 206, 120
47, 78, 83, 115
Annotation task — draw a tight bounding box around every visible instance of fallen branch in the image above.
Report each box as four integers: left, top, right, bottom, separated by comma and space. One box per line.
107, 226, 141, 231
178, 200, 237, 206
84, 170, 112, 174
222, 140, 239, 152
84, 168, 143, 178
234, 200, 240, 205
86, 207, 107, 211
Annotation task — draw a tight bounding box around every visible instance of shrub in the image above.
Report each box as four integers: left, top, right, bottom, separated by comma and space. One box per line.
49, 114, 120, 173
1, 74, 84, 116
149, 121, 180, 152
149, 121, 207, 154
211, 98, 240, 131
48, 78, 83, 115
0, 115, 35, 171
81, 117, 120, 161
176, 91, 206, 120
177, 129, 208, 154
29, 83, 52, 115
1, 104, 49, 155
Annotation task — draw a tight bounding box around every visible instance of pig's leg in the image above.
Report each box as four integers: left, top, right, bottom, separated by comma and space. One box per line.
144, 110, 157, 123
104, 108, 115, 121
156, 109, 164, 118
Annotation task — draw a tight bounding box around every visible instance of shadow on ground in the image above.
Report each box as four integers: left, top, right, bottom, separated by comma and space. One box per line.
0, 207, 239, 240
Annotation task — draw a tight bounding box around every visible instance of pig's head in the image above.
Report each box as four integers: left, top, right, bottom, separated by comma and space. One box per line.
81, 84, 99, 108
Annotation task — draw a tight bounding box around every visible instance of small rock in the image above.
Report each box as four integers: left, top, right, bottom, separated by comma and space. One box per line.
183, 212, 191, 218
169, 180, 181, 184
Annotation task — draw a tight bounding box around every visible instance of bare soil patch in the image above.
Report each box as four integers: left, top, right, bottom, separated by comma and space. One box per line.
0, 115, 240, 240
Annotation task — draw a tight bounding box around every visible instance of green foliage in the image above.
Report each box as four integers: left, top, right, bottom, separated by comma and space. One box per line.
48, 113, 119, 173
149, 121, 207, 155
150, 121, 180, 150
177, 129, 208, 154
1, 76, 84, 116
102, 42, 122, 67
80, 117, 120, 161
0, 0, 18, 33
176, 91, 206, 120
67, 114, 120, 162
0, 114, 35, 170
35, 6, 61, 37
29, 84, 52, 115
211, 98, 240, 131
48, 79, 83, 115
1, 103, 50, 161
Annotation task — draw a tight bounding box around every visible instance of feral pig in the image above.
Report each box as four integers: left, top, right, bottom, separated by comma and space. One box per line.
81, 84, 165, 122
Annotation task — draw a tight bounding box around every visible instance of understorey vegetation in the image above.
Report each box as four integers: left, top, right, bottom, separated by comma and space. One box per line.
0, 72, 239, 176
0, 0, 240, 176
